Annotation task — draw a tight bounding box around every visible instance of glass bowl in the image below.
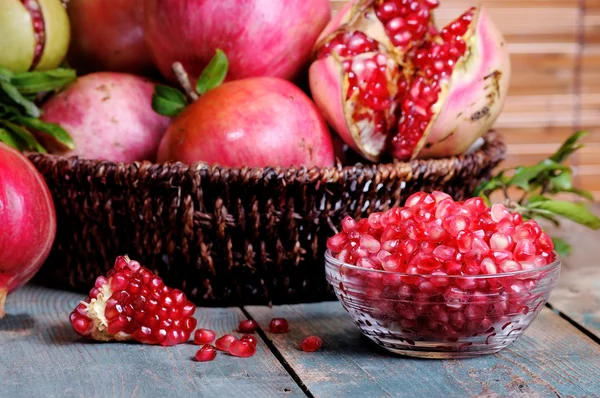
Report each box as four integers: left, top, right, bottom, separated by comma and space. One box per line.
325, 250, 561, 358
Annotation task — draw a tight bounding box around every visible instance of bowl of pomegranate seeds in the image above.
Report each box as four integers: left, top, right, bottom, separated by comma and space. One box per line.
325, 192, 561, 358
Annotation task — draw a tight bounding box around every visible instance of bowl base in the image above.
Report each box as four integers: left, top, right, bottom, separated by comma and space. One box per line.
382, 346, 503, 359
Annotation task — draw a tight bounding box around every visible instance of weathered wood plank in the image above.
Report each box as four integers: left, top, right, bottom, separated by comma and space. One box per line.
543, 202, 600, 337
246, 302, 600, 398
0, 286, 304, 398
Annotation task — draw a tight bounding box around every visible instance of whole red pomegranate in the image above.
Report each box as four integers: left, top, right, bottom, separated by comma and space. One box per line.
39, 72, 170, 162
0, 143, 56, 318
143, 0, 331, 83
309, 0, 511, 161
157, 77, 335, 168
66, 0, 153, 74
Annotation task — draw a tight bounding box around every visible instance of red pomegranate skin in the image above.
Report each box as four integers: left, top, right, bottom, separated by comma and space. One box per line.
40, 72, 170, 162
157, 77, 335, 168
143, 0, 331, 83
0, 143, 56, 316
66, 0, 154, 74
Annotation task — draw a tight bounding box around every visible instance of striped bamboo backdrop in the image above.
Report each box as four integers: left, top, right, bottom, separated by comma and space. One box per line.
330, 0, 600, 199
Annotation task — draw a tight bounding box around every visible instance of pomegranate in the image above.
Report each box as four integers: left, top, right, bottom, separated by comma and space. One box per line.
0, 143, 56, 318
66, 0, 154, 75
326, 191, 557, 341
269, 318, 289, 333
0, 0, 70, 72
195, 345, 217, 362
300, 336, 323, 352
228, 340, 257, 358
309, 0, 510, 161
194, 328, 216, 345
69, 256, 197, 346
240, 334, 259, 348
238, 320, 258, 334
39, 72, 170, 162
215, 334, 238, 351
143, 0, 331, 84
157, 77, 335, 168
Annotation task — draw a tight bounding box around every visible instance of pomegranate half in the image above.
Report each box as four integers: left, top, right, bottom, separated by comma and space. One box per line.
0, 143, 56, 318
309, 0, 511, 161
143, 0, 331, 84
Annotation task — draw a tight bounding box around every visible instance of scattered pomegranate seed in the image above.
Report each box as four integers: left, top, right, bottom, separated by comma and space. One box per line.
238, 319, 258, 333
215, 334, 238, 351
194, 329, 216, 345
228, 340, 257, 358
269, 318, 289, 333
195, 345, 217, 362
69, 256, 196, 346
300, 336, 323, 352
240, 334, 258, 347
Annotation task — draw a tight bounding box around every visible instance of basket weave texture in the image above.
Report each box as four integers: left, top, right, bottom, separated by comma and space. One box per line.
27, 132, 505, 305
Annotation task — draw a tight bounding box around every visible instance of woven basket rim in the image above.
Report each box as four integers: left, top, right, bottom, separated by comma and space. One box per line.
27, 130, 505, 181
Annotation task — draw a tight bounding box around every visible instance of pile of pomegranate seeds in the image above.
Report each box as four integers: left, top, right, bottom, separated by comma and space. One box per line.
69, 256, 197, 346
327, 191, 555, 274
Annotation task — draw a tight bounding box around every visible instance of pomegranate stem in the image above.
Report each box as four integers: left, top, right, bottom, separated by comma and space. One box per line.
0, 287, 7, 319
171, 62, 199, 102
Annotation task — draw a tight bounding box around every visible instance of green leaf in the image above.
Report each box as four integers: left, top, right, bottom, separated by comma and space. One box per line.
530, 200, 600, 230
547, 168, 573, 192
563, 187, 595, 201
13, 116, 74, 150
0, 67, 13, 83
474, 171, 508, 196
530, 211, 561, 227
196, 49, 229, 95
0, 119, 46, 153
551, 237, 572, 258
10, 68, 77, 94
509, 160, 569, 191
151, 85, 188, 117
0, 127, 22, 150
550, 131, 588, 164
0, 81, 40, 117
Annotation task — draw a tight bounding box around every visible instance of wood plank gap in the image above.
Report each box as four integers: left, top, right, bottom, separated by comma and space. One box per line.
240, 306, 315, 398
546, 302, 600, 346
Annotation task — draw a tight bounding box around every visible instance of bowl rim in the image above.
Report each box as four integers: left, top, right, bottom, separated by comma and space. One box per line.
324, 250, 561, 279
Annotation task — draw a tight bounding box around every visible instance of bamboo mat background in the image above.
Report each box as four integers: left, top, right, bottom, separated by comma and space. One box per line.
330, 0, 600, 199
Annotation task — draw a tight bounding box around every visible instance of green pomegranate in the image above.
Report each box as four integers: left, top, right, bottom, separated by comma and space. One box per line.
0, 0, 70, 72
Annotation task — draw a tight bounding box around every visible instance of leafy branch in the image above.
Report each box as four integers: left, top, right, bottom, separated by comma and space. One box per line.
474, 131, 600, 257
0, 67, 76, 152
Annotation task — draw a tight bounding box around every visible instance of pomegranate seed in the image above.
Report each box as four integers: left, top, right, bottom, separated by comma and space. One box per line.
443, 215, 470, 237
269, 318, 289, 333
300, 336, 323, 352
240, 334, 258, 347
432, 245, 456, 262
499, 260, 521, 273
514, 239, 536, 262
341, 216, 358, 232
360, 234, 381, 253
327, 232, 348, 253
194, 329, 216, 345
238, 319, 258, 333
195, 344, 217, 362
491, 204, 511, 222
215, 334, 238, 351
536, 232, 554, 251
229, 340, 257, 358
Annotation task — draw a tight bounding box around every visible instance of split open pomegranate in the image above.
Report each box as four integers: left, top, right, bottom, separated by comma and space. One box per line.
69, 256, 197, 346
310, 0, 511, 161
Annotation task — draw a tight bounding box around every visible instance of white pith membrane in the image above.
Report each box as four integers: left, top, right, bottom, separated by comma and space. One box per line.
81, 283, 131, 342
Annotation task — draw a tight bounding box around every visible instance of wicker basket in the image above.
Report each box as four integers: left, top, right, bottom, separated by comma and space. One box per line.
27, 132, 505, 306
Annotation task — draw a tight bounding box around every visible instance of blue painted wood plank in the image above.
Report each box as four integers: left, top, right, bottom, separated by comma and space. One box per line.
246, 302, 600, 398
0, 286, 304, 398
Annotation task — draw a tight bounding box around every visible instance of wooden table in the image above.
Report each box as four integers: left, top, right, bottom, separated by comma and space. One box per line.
2, 205, 600, 398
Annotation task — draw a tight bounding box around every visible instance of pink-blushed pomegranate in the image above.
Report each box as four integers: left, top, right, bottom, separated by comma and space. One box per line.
269, 318, 289, 334
309, 0, 510, 161
228, 340, 257, 358
66, 0, 154, 75
300, 336, 323, 352
157, 77, 335, 168
326, 191, 557, 341
0, 143, 56, 318
240, 334, 258, 348
194, 328, 216, 345
195, 344, 217, 362
143, 0, 331, 84
69, 256, 197, 346
215, 334, 238, 351
238, 320, 258, 334
39, 72, 170, 162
